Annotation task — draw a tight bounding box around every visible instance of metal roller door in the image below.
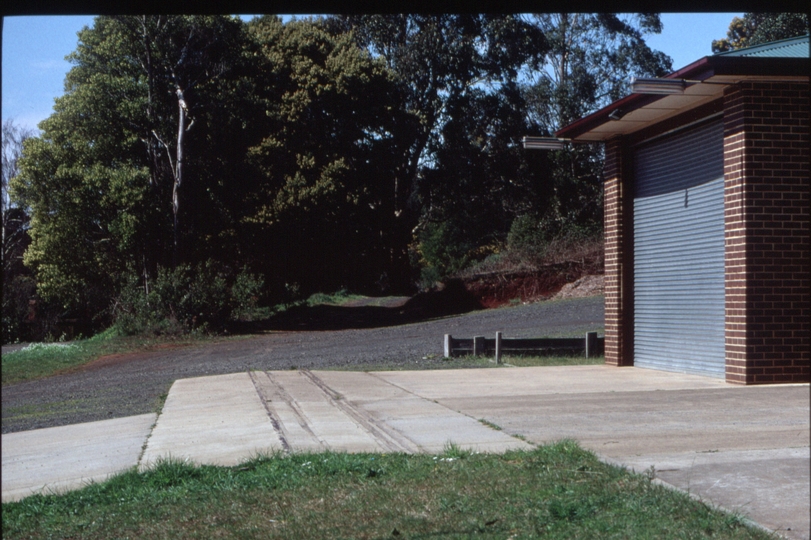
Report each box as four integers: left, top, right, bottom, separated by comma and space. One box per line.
633, 118, 725, 377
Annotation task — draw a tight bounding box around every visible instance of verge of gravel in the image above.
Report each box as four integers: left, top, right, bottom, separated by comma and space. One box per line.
2, 295, 604, 434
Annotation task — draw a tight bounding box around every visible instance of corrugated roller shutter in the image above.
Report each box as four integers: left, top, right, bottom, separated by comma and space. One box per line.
633, 119, 725, 377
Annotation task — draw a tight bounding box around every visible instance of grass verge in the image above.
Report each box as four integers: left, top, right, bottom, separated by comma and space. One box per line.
1, 329, 228, 386
2, 441, 768, 540
503, 354, 605, 367
336, 354, 605, 372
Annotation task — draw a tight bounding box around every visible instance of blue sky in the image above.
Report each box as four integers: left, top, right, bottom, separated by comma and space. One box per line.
2, 13, 741, 133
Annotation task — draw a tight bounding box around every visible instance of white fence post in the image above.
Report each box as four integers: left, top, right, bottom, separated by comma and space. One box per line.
444, 334, 452, 358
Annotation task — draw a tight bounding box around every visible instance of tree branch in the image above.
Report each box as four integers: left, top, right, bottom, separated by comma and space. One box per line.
151, 130, 177, 180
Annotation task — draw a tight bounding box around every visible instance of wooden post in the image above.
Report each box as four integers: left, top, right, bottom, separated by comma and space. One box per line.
495, 332, 503, 364
473, 336, 485, 356
444, 334, 452, 358
586, 332, 598, 358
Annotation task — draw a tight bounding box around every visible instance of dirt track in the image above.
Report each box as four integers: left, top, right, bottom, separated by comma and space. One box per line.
2, 295, 604, 434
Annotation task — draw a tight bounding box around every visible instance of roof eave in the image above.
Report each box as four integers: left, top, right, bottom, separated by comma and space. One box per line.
556, 56, 809, 142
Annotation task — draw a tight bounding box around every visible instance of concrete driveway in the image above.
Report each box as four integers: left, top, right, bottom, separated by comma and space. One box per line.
3, 365, 808, 538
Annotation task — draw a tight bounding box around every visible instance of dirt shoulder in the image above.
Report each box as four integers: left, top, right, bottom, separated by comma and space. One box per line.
2, 295, 604, 434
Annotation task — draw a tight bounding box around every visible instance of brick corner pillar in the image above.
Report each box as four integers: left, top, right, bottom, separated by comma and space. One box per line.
603, 137, 634, 367
723, 81, 810, 384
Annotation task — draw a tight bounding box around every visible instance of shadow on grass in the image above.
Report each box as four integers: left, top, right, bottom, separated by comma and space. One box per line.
229, 279, 484, 333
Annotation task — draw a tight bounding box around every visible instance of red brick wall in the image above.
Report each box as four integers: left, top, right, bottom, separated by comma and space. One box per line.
603, 81, 808, 382
723, 81, 810, 384
603, 138, 633, 366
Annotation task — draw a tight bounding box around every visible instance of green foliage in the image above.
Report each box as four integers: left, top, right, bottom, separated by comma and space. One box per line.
244, 16, 407, 297
8, 15, 674, 335
507, 213, 551, 256
305, 289, 363, 307
3, 121, 45, 344
113, 261, 246, 335
507, 213, 602, 261
334, 15, 549, 291
230, 267, 265, 319
416, 220, 478, 285
712, 13, 809, 53
11, 16, 263, 328
2, 444, 772, 539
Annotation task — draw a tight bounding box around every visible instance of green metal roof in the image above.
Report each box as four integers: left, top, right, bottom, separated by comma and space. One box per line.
715, 34, 809, 58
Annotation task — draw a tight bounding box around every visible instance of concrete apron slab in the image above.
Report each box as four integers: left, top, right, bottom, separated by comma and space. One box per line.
142, 368, 529, 464
1, 414, 156, 503
139, 372, 283, 469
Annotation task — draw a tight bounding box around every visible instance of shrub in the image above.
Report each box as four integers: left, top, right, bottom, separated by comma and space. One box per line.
112, 261, 255, 336
417, 220, 477, 286
230, 267, 265, 320
507, 213, 552, 259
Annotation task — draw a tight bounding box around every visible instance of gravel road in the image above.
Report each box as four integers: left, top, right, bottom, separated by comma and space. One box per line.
2, 296, 603, 434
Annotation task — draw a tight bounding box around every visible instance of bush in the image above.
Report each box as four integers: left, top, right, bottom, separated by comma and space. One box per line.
230, 267, 265, 320
507, 214, 552, 259
506, 215, 602, 264
416, 220, 477, 287
112, 261, 263, 336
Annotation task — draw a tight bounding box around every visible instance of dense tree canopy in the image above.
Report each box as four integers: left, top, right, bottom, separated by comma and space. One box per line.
7, 13, 672, 337
712, 13, 809, 53
244, 15, 410, 294
12, 16, 261, 318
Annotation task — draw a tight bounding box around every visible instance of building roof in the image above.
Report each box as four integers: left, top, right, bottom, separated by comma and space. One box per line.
715, 34, 810, 58
556, 35, 810, 142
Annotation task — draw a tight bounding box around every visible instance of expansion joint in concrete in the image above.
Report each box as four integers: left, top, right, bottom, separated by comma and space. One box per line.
253, 370, 325, 451
248, 370, 291, 453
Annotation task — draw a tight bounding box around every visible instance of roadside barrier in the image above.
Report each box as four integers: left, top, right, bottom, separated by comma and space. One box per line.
443, 332, 604, 364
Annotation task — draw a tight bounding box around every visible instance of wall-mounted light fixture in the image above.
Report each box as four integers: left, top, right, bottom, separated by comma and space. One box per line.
522, 136, 566, 150
608, 108, 625, 121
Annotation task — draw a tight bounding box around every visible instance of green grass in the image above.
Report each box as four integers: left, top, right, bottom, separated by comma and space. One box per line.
504, 354, 605, 367
2, 441, 768, 540
1, 329, 228, 386
336, 354, 605, 372
305, 288, 366, 306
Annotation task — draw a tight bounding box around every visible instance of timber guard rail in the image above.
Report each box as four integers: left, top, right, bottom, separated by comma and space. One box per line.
444, 332, 604, 364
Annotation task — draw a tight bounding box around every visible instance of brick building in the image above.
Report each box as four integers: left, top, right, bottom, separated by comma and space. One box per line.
556, 35, 809, 384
